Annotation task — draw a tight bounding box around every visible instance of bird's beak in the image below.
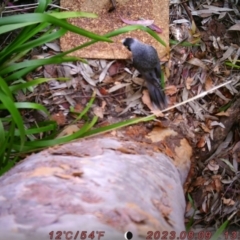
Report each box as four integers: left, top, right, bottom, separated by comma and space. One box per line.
120, 39, 125, 44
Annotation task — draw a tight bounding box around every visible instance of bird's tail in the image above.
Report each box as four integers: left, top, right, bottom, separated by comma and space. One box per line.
145, 77, 167, 110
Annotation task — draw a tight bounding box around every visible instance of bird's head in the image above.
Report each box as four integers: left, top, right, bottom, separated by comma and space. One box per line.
121, 38, 136, 51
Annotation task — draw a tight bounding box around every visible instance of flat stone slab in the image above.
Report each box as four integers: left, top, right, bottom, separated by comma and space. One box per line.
60, 0, 169, 60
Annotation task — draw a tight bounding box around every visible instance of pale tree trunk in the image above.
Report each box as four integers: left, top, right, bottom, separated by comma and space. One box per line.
0, 128, 192, 240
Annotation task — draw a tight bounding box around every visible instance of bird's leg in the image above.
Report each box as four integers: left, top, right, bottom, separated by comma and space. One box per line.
108, 0, 116, 12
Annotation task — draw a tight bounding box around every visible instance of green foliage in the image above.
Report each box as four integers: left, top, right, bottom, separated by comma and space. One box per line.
0, 0, 112, 172
225, 61, 240, 69
0, 0, 166, 174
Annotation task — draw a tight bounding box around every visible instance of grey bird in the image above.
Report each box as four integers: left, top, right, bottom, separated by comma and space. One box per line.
122, 38, 167, 110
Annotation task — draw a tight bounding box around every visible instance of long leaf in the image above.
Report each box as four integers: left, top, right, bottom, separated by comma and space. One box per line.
35, 0, 51, 13
0, 13, 112, 42
82, 115, 155, 138
1, 56, 80, 77
48, 11, 98, 19
0, 121, 15, 168
9, 78, 69, 92
0, 22, 39, 35
13, 28, 67, 54
18, 121, 94, 148
0, 102, 49, 114
0, 119, 5, 149
0, 91, 25, 148
0, 22, 50, 61
57, 25, 167, 58
0, 76, 14, 100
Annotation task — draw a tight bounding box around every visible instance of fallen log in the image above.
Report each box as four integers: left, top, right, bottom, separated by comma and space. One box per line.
0, 127, 192, 240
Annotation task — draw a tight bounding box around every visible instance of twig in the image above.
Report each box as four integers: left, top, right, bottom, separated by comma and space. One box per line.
161, 80, 234, 113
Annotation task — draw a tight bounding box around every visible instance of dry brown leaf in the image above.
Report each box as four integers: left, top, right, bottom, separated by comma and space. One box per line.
74, 103, 84, 113
200, 123, 211, 133
228, 23, 240, 31
99, 60, 115, 82
185, 77, 194, 90
146, 128, 178, 142
215, 109, 230, 116
115, 106, 124, 113
99, 87, 109, 95
44, 64, 58, 78
50, 112, 66, 126
45, 42, 61, 52
205, 76, 214, 91
193, 176, 205, 187
222, 197, 235, 206
188, 58, 207, 69
102, 75, 114, 84
56, 125, 80, 138
132, 77, 144, 85
212, 175, 222, 192
93, 106, 104, 118
93, 101, 107, 119
197, 136, 206, 148
108, 82, 131, 93
165, 85, 178, 95
108, 61, 125, 76
205, 183, 214, 193
151, 109, 164, 117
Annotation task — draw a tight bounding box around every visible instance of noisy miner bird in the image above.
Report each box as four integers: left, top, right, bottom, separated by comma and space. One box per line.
122, 38, 167, 110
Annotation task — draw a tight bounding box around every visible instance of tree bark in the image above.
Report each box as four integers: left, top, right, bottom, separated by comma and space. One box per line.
0, 128, 192, 240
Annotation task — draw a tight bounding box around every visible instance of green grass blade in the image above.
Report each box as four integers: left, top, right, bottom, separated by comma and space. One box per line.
21, 122, 93, 148
21, 124, 56, 136
82, 115, 156, 138
3, 121, 16, 166
13, 28, 67, 54
0, 119, 5, 149
225, 62, 240, 69
210, 220, 229, 240
170, 39, 200, 47
0, 76, 14, 99
0, 22, 39, 35
1, 56, 80, 78
35, 0, 51, 13
4, 66, 39, 82
0, 13, 112, 43
9, 78, 69, 92
48, 11, 98, 19
58, 25, 167, 58
0, 159, 16, 176
0, 22, 50, 62
72, 92, 96, 123
0, 91, 25, 148
0, 11, 97, 59
0, 102, 49, 114
0, 121, 16, 171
